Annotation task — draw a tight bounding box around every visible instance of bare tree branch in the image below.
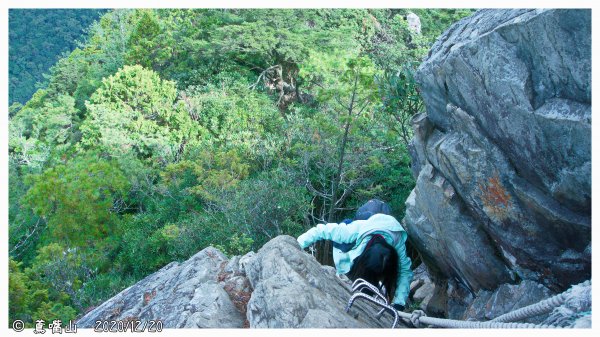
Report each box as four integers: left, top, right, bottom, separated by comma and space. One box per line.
10, 218, 45, 256
248, 64, 282, 89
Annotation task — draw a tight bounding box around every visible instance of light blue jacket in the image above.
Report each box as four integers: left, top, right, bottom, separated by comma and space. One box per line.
297, 214, 413, 306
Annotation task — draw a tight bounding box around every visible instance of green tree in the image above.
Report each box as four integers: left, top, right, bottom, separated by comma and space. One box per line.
9, 9, 106, 104
45, 9, 137, 110
80, 65, 199, 162
23, 153, 129, 247
298, 53, 379, 222
9, 257, 78, 327
161, 148, 250, 203
126, 10, 163, 69
9, 156, 45, 264
293, 53, 400, 265
376, 64, 424, 145
9, 258, 32, 324
9, 93, 79, 172
181, 77, 285, 163
28, 243, 92, 312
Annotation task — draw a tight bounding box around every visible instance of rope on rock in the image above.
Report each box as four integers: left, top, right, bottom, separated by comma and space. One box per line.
491, 280, 591, 323
346, 278, 590, 329
402, 310, 561, 329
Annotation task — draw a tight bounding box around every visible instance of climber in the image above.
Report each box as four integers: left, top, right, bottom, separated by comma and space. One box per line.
297, 199, 413, 312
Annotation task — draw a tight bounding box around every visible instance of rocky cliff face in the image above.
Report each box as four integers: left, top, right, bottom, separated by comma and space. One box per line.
405, 8, 590, 319
76, 234, 590, 328
77, 236, 406, 328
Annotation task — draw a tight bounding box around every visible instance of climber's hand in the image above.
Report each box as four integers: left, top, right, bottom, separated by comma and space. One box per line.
393, 304, 405, 312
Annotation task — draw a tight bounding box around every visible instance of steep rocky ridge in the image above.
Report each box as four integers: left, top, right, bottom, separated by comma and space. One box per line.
77, 236, 405, 328
405, 8, 590, 319
76, 235, 590, 328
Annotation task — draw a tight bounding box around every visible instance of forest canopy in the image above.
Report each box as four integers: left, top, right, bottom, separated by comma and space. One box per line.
9, 9, 107, 105
8, 8, 474, 325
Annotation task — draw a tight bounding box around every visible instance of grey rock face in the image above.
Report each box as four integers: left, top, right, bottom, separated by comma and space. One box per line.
411, 264, 434, 303
542, 281, 591, 327
77, 236, 405, 328
406, 13, 421, 34
462, 280, 553, 324
411, 263, 508, 321
405, 162, 512, 293
406, 8, 591, 298
245, 235, 405, 328
457, 280, 591, 327
76, 247, 246, 328
446, 279, 474, 320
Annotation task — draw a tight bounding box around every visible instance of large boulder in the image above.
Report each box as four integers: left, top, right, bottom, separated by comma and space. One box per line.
245, 235, 404, 328
458, 279, 591, 327
77, 236, 406, 328
407, 12, 422, 34
77, 247, 246, 328
405, 8, 591, 302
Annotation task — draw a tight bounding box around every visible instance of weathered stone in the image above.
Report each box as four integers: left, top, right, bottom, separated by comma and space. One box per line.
463, 280, 553, 324
410, 279, 424, 295
460, 280, 591, 326
223, 255, 243, 276
422, 282, 447, 317
446, 279, 474, 320
404, 163, 512, 293
406, 12, 421, 34
542, 280, 591, 327
406, 8, 590, 297
76, 247, 245, 328
409, 263, 431, 302
413, 281, 434, 304
245, 235, 405, 328
75, 236, 411, 329
177, 282, 245, 328
239, 251, 255, 272
407, 263, 449, 318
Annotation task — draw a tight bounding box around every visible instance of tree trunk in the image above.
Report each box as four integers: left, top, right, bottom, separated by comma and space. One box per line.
327, 74, 358, 222
316, 74, 359, 267
316, 241, 334, 267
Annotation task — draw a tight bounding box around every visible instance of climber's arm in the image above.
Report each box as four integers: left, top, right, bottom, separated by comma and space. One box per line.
393, 234, 413, 307
297, 222, 358, 249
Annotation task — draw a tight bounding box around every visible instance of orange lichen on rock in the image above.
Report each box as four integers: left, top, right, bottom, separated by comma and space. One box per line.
479, 173, 512, 219
143, 290, 157, 305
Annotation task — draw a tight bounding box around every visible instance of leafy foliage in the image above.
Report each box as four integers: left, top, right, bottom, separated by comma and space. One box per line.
9, 8, 474, 324
80, 65, 198, 161
376, 63, 424, 145
9, 257, 78, 327
23, 153, 129, 246
9, 93, 80, 171
9, 9, 106, 104
181, 78, 285, 160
